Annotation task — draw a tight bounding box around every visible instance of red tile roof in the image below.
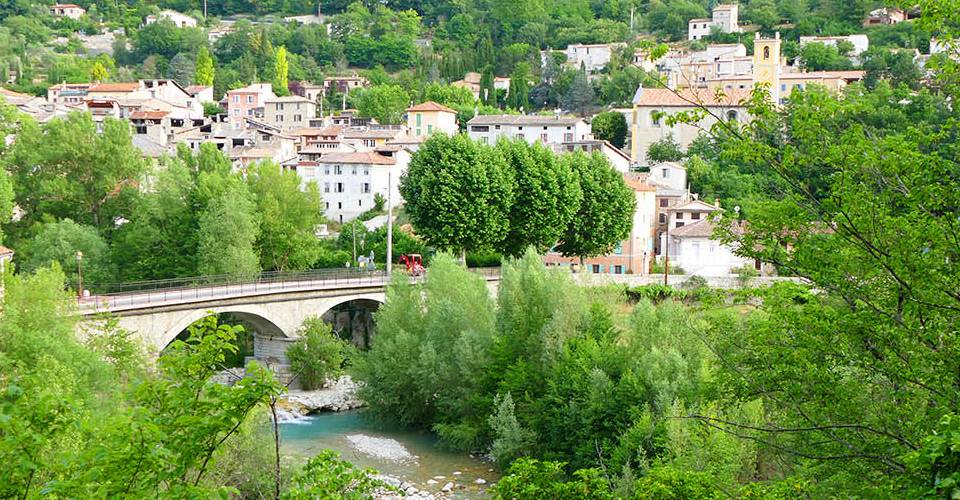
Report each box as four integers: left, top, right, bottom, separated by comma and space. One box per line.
623, 175, 657, 192
407, 101, 456, 113
130, 110, 169, 120
634, 87, 752, 107
88, 82, 141, 93
318, 151, 395, 165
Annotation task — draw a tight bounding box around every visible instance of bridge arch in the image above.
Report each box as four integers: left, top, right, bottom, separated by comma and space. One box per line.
319, 296, 384, 349
158, 305, 289, 352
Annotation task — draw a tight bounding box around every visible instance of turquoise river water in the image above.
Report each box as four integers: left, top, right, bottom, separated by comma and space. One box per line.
280, 410, 496, 498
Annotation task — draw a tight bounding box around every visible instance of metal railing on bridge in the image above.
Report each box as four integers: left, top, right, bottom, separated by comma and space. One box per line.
81, 267, 501, 312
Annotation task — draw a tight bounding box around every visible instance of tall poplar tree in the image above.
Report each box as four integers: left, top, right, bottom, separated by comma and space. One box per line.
273, 46, 289, 96
194, 46, 215, 87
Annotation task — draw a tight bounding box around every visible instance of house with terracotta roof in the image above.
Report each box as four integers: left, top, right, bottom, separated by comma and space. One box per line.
406, 101, 457, 137
544, 174, 657, 274
630, 86, 750, 163
467, 114, 590, 146
667, 217, 754, 276
300, 149, 411, 223
51, 3, 85, 19
226, 83, 276, 126
264, 95, 316, 130
144, 10, 197, 28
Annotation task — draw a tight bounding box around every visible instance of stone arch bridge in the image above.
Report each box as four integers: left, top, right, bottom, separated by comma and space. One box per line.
79, 269, 501, 354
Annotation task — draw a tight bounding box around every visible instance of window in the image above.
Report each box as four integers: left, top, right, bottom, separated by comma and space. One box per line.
277, 103, 284, 111
691, 212, 701, 220
416, 113, 422, 126
676, 212, 684, 220
352, 166, 357, 175
335, 182, 344, 193
726, 110, 738, 121
564, 133, 573, 141
614, 265, 624, 274
781, 84, 787, 92
651, 111, 661, 126
337, 202, 342, 209
362, 182, 370, 193
480, 137, 488, 144
676, 222, 685, 228
334, 165, 342, 175
592, 264, 602, 273
358, 200, 362, 206
233, 95, 239, 103
363, 167, 369, 175
662, 168, 669, 178
614, 243, 623, 255
428, 124, 433, 134
763, 46, 770, 59
323, 182, 330, 193
324, 165, 330, 175
294, 114, 302, 122
233, 108, 240, 116
247, 95, 253, 104
660, 199, 668, 207
540, 133, 548, 143
659, 213, 667, 224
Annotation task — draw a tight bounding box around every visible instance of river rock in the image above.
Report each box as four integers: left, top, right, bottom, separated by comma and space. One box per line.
452, 471, 462, 476
475, 478, 487, 485
426, 479, 438, 485
432, 475, 446, 480
441, 482, 454, 492
280, 376, 364, 419
346, 434, 417, 463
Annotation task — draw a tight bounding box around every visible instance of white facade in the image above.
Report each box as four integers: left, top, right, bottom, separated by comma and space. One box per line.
672, 229, 754, 276
688, 4, 739, 41
646, 161, 687, 191
145, 10, 198, 28
467, 115, 591, 146
51, 4, 85, 19
564, 43, 622, 73
301, 151, 410, 223
799, 35, 870, 57
264, 96, 317, 130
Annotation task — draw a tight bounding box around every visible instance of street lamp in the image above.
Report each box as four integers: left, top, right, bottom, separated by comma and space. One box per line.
76, 251, 83, 302
386, 166, 393, 277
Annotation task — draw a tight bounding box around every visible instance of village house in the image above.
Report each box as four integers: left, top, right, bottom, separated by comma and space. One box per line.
300, 150, 410, 223
451, 72, 511, 100
562, 43, 624, 73
226, 83, 276, 126
864, 7, 908, 27
667, 217, 755, 276
342, 127, 405, 150
324, 76, 369, 94
144, 10, 198, 28
661, 198, 722, 266
556, 139, 632, 173
688, 3, 740, 41
799, 34, 870, 58
467, 114, 591, 146
630, 86, 750, 164
50, 3, 85, 19
184, 85, 214, 103
406, 101, 457, 137
543, 175, 657, 274
264, 95, 317, 130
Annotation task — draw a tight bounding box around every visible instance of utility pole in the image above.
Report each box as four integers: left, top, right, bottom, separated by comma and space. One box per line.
352, 222, 357, 265
630, 6, 635, 32
663, 219, 670, 286
386, 167, 393, 277
76, 251, 83, 302
203, 0, 207, 19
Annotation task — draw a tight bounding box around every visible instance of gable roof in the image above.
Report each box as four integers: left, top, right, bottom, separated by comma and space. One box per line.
316, 151, 395, 165
623, 175, 657, 192
467, 114, 584, 126
407, 101, 456, 113
88, 82, 141, 93
632, 87, 751, 107
671, 219, 716, 238
671, 199, 721, 212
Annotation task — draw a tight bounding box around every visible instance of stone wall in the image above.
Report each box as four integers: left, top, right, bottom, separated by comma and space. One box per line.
253, 333, 296, 363
573, 273, 804, 289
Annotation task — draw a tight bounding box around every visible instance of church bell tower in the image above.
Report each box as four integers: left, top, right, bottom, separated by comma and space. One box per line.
753, 32, 782, 104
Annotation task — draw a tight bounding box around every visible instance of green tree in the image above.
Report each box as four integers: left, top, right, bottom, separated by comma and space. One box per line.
273, 45, 289, 95
195, 46, 215, 87
352, 84, 410, 124
196, 184, 261, 278
400, 134, 514, 256
556, 152, 635, 262
743, 0, 780, 30
21, 219, 115, 291
591, 111, 628, 149
89, 61, 109, 81
168, 52, 195, 86
798, 42, 853, 71
647, 0, 708, 41
286, 317, 352, 390
647, 135, 685, 162
506, 62, 530, 110
282, 451, 387, 499
496, 139, 582, 256
246, 161, 323, 272
561, 66, 595, 116
480, 66, 496, 106
4, 113, 146, 232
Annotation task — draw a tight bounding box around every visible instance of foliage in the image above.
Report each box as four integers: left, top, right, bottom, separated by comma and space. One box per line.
196, 182, 261, 279
591, 111, 628, 149
506, 62, 530, 110
246, 161, 322, 272
496, 139, 581, 257
194, 46, 215, 87
492, 459, 612, 500
286, 317, 352, 390
646, 135, 685, 162
561, 67, 594, 116
21, 218, 116, 291
352, 84, 410, 124
556, 152, 635, 261
273, 45, 289, 95
281, 450, 388, 499
401, 133, 514, 255
798, 42, 853, 71
488, 392, 536, 466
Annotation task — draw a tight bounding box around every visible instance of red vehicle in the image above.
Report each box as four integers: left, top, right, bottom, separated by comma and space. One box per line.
399, 254, 425, 276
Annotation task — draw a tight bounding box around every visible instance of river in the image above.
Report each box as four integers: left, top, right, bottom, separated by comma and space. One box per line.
281, 410, 497, 498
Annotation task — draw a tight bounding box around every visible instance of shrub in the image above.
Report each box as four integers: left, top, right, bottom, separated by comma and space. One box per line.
732, 264, 760, 288
286, 317, 352, 390
650, 261, 686, 275
682, 275, 708, 291
282, 450, 388, 499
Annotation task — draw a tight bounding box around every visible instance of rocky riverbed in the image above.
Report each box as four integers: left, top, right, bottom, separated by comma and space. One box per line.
276, 376, 364, 421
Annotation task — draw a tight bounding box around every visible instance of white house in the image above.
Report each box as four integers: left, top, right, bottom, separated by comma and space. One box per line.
51, 3, 85, 19
646, 161, 687, 191
263, 95, 317, 130
145, 10, 198, 28
556, 139, 632, 173
563, 43, 623, 73
668, 217, 754, 276
302, 150, 410, 223
799, 34, 870, 58
688, 4, 740, 41
467, 114, 591, 146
